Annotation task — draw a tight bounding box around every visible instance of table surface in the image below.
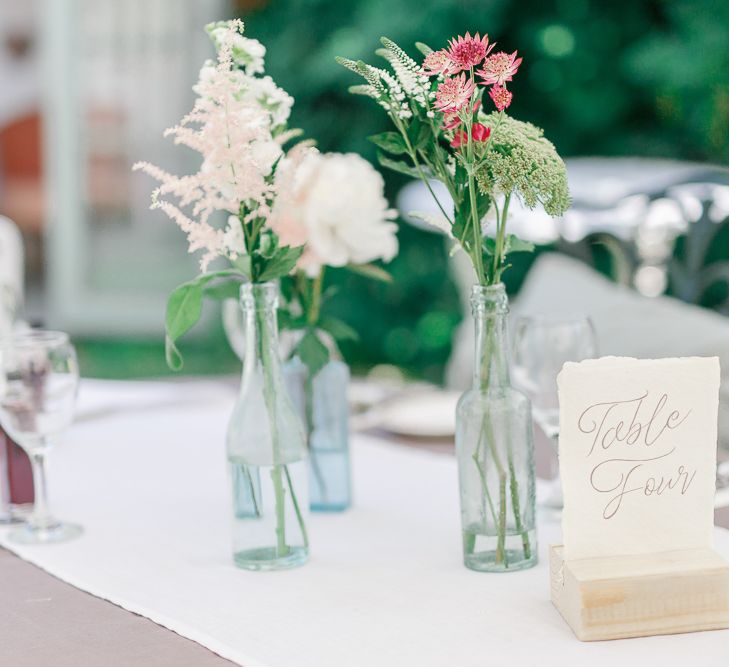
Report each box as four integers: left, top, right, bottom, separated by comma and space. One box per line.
1, 379, 729, 667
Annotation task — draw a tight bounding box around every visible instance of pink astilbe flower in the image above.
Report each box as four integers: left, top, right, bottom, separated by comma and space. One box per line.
133, 20, 291, 271
420, 49, 453, 77
489, 84, 513, 111
477, 51, 522, 86
446, 32, 493, 72
435, 73, 475, 113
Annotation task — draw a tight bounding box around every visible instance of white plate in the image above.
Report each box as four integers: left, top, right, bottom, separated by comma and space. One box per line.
376, 389, 460, 438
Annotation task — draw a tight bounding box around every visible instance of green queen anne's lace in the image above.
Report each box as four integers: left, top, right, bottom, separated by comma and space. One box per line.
475, 113, 570, 217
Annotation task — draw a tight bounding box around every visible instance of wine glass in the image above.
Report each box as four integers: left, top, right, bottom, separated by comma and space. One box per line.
0, 330, 82, 543
512, 315, 598, 509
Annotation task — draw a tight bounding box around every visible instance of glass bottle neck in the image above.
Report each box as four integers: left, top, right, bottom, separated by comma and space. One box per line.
472, 284, 511, 391
240, 282, 282, 375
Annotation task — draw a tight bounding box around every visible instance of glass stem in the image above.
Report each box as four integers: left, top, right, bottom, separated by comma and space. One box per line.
29, 446, 55, 530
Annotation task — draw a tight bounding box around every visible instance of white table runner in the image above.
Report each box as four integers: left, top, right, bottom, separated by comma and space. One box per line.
2, 379, 729, 667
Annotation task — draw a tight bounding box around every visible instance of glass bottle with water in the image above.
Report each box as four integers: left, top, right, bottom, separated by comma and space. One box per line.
456, 284, 537, 572
227, 282, 309, 570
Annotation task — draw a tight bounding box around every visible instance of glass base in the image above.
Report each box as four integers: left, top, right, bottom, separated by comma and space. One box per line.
0, 517, 23, 525
233, 546, 308, 571
463, 526, 538, 572
8, 521, 83, 545
0, 510, 23, 525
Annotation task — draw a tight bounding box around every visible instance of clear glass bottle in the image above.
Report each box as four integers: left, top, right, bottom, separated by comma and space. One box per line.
227, 282, 309, 570
455, 284, 537, 572
285, 356, 351, 512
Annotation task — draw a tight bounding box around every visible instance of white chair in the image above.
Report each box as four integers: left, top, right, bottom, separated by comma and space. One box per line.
0, 214, 24, 338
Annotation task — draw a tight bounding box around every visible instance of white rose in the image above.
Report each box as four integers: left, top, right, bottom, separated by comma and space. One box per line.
271, 151, 398, 276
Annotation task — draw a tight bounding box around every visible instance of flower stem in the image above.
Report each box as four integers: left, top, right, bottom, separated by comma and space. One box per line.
465, 78, 486, 286
256, 295, 290, 557
308, 268, 324, 326
393, 115, 454, 227
492, 193, 511, 283
284, 464, 309, 548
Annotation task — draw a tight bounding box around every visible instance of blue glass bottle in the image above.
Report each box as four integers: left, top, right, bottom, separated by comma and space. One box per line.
285, 356, 352, 512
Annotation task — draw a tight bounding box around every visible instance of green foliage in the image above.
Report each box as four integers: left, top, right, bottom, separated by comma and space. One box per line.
256, 244, 304, 283
376, 153, 421, 178
294, 329, 330, 378
165, 270, 243, 370
369, 132, 408, 154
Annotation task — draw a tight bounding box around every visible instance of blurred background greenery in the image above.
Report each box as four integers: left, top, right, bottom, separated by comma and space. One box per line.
42, 0, 729, 380
224, 0, 726, 383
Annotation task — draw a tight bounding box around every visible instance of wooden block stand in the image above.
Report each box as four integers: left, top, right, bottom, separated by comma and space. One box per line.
550, 545, 729, 641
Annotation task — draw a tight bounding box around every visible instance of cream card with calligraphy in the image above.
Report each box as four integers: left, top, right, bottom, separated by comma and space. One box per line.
557, 356, 720, 561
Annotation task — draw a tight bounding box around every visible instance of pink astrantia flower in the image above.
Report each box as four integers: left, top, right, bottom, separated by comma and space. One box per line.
442, 99, 481, 130
421, 49, 453, 77
450, 122, 491, 148
477, 51, 522, 86
442, 112, 461, 130
435, 73, 475, 113
471, 123, 491, 142
446, 32, 494, 72
489, 84, 513, 111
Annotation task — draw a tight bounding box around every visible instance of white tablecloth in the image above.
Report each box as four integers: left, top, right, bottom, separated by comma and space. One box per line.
1, 379, 729, 667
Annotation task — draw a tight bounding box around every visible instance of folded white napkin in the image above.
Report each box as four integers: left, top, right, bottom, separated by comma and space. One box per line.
511, 253, 729, 451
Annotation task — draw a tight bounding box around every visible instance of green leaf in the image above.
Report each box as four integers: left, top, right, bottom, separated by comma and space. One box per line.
164, 282, 204, 371
295, 329, 330, 378
454, 161, 469, 188
230, 255, 251, 277
319, 317, 359, 342
164, 269, 243, 370
203, 280, 241, 301
346, 263, 393, 282
165, 336, 183, 371
256, 245, 304, 282
258, 231, 279, 259
278, 309, 307, 332
482, 236, 496, 256
376, 152, 420, 179
407, 118, 430, 151
368, 131, 408, 155
505, 235, 536, 254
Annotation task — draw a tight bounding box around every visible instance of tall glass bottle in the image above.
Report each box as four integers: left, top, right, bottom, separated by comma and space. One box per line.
455, 284, 537, 572
285, 355, 351, 512
227, 283, 309, 570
